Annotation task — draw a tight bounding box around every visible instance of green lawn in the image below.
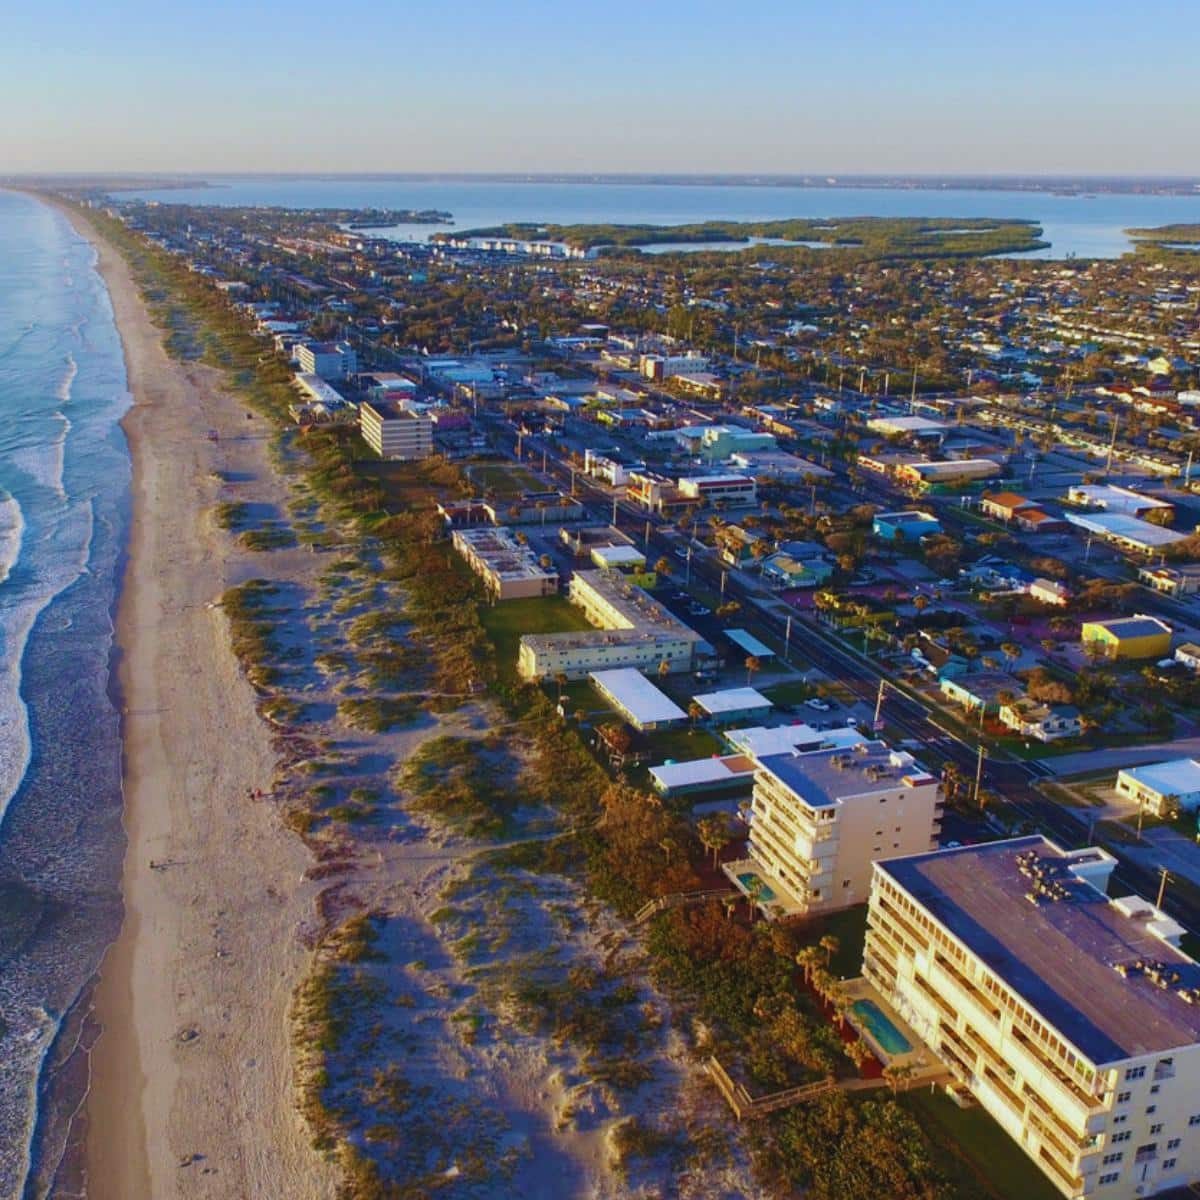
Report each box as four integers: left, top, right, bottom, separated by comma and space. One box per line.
901, 1090, 1062, 1200
806, 904, 868, 979
478, 595, 592, 684
762, 680, 817, 706
641, 725, 724, 763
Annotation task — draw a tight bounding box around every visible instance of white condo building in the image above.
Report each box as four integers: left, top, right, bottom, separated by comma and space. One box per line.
864, 837, 1200, 1199
359, 399, 433, 461
730, 740, 941, 917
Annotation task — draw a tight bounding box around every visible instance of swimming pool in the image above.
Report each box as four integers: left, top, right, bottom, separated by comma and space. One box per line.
851, 998, 912, 1056
736, 872, 776, 902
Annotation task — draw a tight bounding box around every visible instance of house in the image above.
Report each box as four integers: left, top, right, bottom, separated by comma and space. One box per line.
1028, 578, 1071, 607
872, 510, 942, 542
690, 686, 773, 726
648, 753, 756, 799
998, 698, 1082, 742
761, 552, 834, 590
1116, 758, 1200, 815
714, 524, 766, 566
939, 671, 1023, 714
1175, 643, 1200, 672
1081, 615, 1172, 661
1013, 508, 1071, 535
980, 491, 1036, 522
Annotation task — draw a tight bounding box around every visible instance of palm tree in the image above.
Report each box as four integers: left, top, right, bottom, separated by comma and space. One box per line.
843, 1037, 871, 1074
1001, 641, 1022, 669
818, 934, 840, 967
657, 659, 671, 682
795, 946, 823, 985
687, 699, 704, 729
745, 655, 761, 687
883, 1062, 914, 1095
554, 672, 568, 703
746, 876, 766, 922
654, 556, 671, 578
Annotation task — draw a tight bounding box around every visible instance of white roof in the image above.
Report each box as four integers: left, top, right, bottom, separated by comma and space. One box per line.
725, 629, 775, 659
1065, 512, 1185, 547
589, 668, 686, 725
1118, 758, 1200, 797
590, 544, 646, 567
649, 757, 750, 790
693, 687, 773, 715
727, 723, 867, 759
867, 415, 948, 433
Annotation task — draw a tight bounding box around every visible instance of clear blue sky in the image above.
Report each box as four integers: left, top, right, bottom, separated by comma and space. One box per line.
3, 0, 1198, 174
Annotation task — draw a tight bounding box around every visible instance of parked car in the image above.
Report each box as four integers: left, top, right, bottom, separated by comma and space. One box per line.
805, 698, 832, 712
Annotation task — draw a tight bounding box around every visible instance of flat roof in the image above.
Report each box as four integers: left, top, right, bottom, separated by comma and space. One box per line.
727, 724, 866, 759
692, 686, 772, 715
725, 629, 774, 659
1119, 758, 1200, 796
758, 742, 935, 809
649, 755, 755, 791
1065, 512, 1185, 547
1085, 615, 1172, 639
590, 668, 686, 725
591, 545, 646, 566
879, 837, 1200, 1064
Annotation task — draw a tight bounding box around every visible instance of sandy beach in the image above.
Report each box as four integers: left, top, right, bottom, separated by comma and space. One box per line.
52, 204, 337, 1200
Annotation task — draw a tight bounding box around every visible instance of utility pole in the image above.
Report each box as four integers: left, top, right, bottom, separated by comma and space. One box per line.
720, 569, 728, 599
973, 743, 986, 809
685, 545, 692, 586
784, 614, 792, 661
874, 679, 886, 730
1157, 867, 1170, 910
644, 519, 651, 547
1105, 412, 1120, 475
611, 494, 618, 525
1137, 797, 1146, 842
542, 448, 547, 473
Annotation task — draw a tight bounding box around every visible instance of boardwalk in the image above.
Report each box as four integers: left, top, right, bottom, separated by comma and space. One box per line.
632, 886, 735, 925
705, 1056, 951, 1120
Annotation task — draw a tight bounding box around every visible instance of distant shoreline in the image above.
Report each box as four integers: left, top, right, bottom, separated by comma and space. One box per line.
9, 171, 1200, 198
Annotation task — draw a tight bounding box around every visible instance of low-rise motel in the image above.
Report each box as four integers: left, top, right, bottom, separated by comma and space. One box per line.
863, 837, 1200, 1199
517, 570, 710, 681
451, 527, 558, 601
726, 739, 941, 918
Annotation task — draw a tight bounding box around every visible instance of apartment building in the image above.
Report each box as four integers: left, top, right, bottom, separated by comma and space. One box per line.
517, 570, 706, 680
676, 474, 757, 507
864, 837, 1200, 1200
359, 399, 434, 461
731, 740, 940, 917
451, 527, 558, 601
296, 340, 357, 380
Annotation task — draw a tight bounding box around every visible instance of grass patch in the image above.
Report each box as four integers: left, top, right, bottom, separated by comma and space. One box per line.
398, 735, 522, 838
240, 525, 298, 551
478, 595, 592, 685
336, 696, 422, 732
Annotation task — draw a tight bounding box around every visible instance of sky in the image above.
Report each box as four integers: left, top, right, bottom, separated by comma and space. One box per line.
3, 0, 1199, 175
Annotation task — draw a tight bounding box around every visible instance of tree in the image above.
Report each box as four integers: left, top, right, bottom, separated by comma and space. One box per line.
554, 671, 568, 702
796, 946, 823, 985
745, 655, 761, 687
819, 934, 840, 966
746, 875, 766, 922
1001, 642, 1022, 668
654, 556, 671, 577
883, 1062, 914, 1095
657, 658, 671, 681
697, 815, 733, 867
687, 699, 704, 729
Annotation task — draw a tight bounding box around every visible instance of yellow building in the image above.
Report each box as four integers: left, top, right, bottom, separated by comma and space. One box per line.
864, 838, 1200, 1199
1080, 615, 1172, 661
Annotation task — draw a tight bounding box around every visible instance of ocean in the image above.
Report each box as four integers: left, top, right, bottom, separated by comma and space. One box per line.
0, 191, 130, 1198
126, 175, 1200, 258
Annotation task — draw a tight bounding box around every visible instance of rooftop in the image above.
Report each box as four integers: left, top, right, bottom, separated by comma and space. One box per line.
692, 686, 772, 715
1085, 614, 1173, 639
758, 741, 935, 810
590, 668, 686, 725
880, 837, 1200, 1064
1118, 758, 1200, 796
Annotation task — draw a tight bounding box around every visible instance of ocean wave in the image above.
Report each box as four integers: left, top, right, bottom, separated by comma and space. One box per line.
56, 352, 77, 404
0, 492, 24, 586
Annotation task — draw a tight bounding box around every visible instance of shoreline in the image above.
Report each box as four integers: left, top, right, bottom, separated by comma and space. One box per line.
44, 198, 335, 1200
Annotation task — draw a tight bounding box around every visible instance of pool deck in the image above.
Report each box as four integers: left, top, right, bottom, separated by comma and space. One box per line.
843, 977, 933, 1072
722, 858, 807, 918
